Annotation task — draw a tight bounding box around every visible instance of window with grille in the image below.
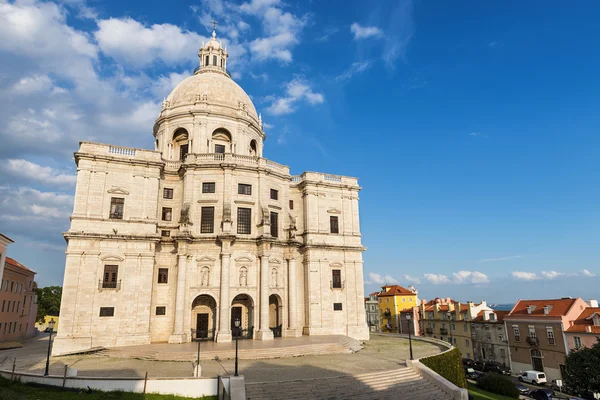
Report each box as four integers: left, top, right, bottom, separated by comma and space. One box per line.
513, 326, 521, 341
574, 336, 582, 348
99, 307, 115, 317
289, 200, 293, 210
237, 208, 251, 234
103, 265, 118, 288
161, 230, 170, 237
528, 326, 537, 339
546, 327, 555, 345
163, 188, 173, 199
270, 212, 278, 237
201, 207, 215, 233
109, 197, 124, 219
156, 306, 166, 316
180, 144, 189, 160
333, 303, 343, 311
238, 183, 251, 195
332, 269, 342, 288
270, 189, 278, 200
330, 216, 339, 234
215, 144, 225, 153
158, 268, 168, 284
162, 207, 172, 221
202, 182, 215, 193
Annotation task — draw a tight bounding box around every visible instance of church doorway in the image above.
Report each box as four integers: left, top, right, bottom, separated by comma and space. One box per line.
231, 294, 254, 339
269, 294, 282, 338
191, 294, 217, 341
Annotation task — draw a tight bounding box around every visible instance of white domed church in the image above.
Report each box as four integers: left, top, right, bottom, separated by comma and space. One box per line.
53, 29, 369, 355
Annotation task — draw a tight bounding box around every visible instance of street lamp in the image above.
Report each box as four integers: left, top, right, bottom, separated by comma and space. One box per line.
447, 312, 453, 346
406, 314, 414, 360
44, 318, 56, 376
196, 336, 201, 377
234, 317, 241, 377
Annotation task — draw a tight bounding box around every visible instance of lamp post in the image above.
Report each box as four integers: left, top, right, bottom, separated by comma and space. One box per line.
196, 336, 201, 377
44, 318, 56, 376
447, 312, 453, 346
406, 313, 414, 361
234, 317, 240, 377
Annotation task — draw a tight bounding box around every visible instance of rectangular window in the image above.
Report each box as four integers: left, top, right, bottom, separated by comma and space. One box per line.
464, 324, 468, 332
528, 326, 537, 339
289, 200, 294, 210
330, 216, 339, 234
103, 265, 118, 288
270, 189, 278, 200
158, 268, 169, 284
270, 211, 278, 237
109, 197, 124, 219
215, 144, 226, 153
180, 144, 189, 160
162, 207, 172, 221
163, 188, 173, 199
332, 270, 342, 288
500, 349, 506, 357
466, 339, 470, 346
205, 55, 209, 66
99, 307, 115, 317
238, 183, 251, 195
161, 230, 170, 237
333, 303, 343, 311
156, 306, 166, 316
1, 300, 4, 312
547, 327, 555, 345
213, 55, 217, 66
202, 182, 216, 193
574, 336, 582, 348
201, 207, 215, 233
237, 208, 251, 234
513, 326, 521, 342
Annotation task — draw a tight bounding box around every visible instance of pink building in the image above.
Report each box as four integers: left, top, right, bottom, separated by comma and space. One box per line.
0, 257, 38, 342
565, 304, 600, 351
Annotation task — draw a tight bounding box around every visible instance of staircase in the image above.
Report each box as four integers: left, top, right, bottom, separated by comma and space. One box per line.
245, 368, 452, 400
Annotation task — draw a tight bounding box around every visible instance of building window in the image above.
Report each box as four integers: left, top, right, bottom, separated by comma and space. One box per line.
333, 303, 343, 311
161, 230, 170, 237
513, 326, 521, 342
528, 326, 537, 339
546, 327, 555, 345
574, 336, 582, 348
202, 182, 216, 193
213, 55, 217, 66
99, 307, 115, 317
238, 183, 251, 195
464, 324, 468, 332
201, 207, 215, 233
109, 197, 124, 219
466, 339, 470, 347
402, 297, 406, 302
289, 200, 293, 210
205, 55, 209, 66
102, 265, 118, 289
215, 144, 225, 153
500, 348, 506, 357
237, 208, 251, 234
270, 189, 278, 200
330, 216, 339, 234
161, 207, 172, 221
158, 268, 169, 284
270, 212, 278, 237
332, 270, 342, 289
156, 306, 166, 316
180, 144, 189, 160
163, 188, 173, 199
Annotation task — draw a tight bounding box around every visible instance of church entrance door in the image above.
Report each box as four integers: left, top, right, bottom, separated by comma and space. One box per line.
196, 314, 209, 339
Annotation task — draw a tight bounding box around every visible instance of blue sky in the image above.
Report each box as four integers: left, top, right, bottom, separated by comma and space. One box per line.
0, 0, 599, 303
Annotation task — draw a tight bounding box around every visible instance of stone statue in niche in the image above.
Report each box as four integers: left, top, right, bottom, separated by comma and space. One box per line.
200, 267, 209, 287
179, 203, 193, 225
239, 267, 247, 286
271, 268, 277, 287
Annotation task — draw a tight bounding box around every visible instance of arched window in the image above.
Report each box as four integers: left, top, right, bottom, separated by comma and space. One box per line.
213, 55, 217, 66
173, 128, 189, 160
250, 140, 257, 157
212, 128, 231, 154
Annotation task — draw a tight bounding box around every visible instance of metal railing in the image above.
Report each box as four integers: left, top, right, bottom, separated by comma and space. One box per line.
98, 280, 121, 291
330, 280, 345, 289
440, 328, 448, 335
425, 327, 433, 334
526, 336, 539, 346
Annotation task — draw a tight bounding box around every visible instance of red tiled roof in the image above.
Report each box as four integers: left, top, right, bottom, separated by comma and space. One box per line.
369, 292, 380, 297
4, 257, 36, 274
507, 298, 577, 318
378, 285, 416, 297
471, 310, 509, 323
566, 307, 600, 334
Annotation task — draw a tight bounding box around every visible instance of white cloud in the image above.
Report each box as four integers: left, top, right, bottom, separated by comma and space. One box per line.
240, 0, 281, 14
350, 23, 383, 40
95, 18, 204, 66
540, 270, 564, 279
366, 272, 396, 285
511, 271, 539, 281
0, 186, 73, 222
424, 273, 452, 285
581, 269, 596, 277
335, 61, 372, 82
266, 78, 324, 115
2, 159, 76, 187
404, 274, 421, 284
315, 27, 339, 42
452, 270, 490, 284
151, 72, 189, 99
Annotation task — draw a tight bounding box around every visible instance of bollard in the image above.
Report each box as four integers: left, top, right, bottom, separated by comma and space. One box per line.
63, 365, 68, 387
143, 371, 148, 394
10, 358, 16, 381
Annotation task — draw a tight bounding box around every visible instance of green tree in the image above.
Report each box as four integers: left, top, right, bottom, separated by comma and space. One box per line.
564, 339, 600, 395
35, 286, 62, 323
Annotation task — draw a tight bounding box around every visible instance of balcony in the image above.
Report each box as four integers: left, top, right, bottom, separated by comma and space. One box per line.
330, 280, 345, 290
440, 328, 448, 335
193, 65, 231, 77
526, 336, 539, 346
425, 328, 433, 334
382, 311, 392, 318
181, 153, 290, 176
99, 280, 121, 291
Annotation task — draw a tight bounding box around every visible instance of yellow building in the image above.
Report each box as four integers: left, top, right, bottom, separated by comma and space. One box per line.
377, 285, 418, 333
35, 315, 59, 332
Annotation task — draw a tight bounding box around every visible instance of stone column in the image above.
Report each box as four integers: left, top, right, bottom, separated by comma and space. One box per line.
216, 249, 232, 342
169, 252, 188, 343
287, 257, 299, 336
256, 254, 274, 340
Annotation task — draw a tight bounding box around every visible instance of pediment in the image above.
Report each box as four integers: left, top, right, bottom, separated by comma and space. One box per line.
327, 208, 341, 214
107, 187, 130, 195
329, 262, 343, 268
196, 256, 216, 262
269, 258, 282, 265
235, 256, 254, 263
100, 255, 124, 262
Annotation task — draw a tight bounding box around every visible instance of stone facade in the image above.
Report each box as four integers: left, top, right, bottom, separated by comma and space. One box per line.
53, 30, 369, 355
0, 256, 38, 342
471, 310, 510, 367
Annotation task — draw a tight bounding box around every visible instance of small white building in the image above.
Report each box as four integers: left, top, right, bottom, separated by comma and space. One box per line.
53, 29, 369, 355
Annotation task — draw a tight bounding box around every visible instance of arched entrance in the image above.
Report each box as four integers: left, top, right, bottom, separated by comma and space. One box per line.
531, 349, 544, 372
231, 294, 254, 339
191, 294, 217, 341
269, 294, 283, 338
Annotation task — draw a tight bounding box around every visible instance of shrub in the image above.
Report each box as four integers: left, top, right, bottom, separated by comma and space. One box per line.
476, 374, 519, 398
420, 347, 468, 389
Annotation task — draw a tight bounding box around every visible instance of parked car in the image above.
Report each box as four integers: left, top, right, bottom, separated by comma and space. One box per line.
473, 360, 485, 371
482, 361, 511, 375
462, 358, 475, 367
464, 367, 483, 380
515, 383, 530, 395
550, 379, 575, 393
518, 370, 547, 385
529, 389, 556, 400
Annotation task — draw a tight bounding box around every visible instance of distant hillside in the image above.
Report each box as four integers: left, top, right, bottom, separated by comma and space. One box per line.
489, 303, 514, 311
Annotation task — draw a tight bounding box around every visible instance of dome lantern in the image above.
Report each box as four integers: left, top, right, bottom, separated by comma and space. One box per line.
196, 22, 229, 77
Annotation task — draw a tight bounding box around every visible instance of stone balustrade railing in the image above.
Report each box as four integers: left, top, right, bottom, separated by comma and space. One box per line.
290, 172, 359, 186
77, 142, 162, 162
182, 153, 290, 175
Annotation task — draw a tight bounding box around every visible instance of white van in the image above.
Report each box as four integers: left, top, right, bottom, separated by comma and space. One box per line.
518, 370, 547, 385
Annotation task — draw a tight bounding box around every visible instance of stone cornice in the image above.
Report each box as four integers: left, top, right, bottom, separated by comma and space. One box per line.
63, 232, 160, 242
